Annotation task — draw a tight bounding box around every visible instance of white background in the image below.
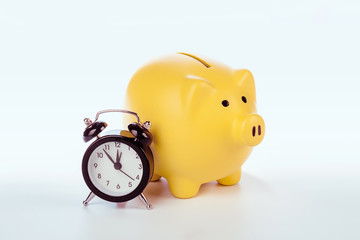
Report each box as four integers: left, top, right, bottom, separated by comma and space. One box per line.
0, 0, 359, 239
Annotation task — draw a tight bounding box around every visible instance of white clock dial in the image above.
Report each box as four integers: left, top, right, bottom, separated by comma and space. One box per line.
87, 141, 144, 197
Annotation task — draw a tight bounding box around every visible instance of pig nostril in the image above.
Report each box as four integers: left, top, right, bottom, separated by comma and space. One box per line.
252, 126, 256, 137
258, 125, 261, 135
242, 96, 247, 103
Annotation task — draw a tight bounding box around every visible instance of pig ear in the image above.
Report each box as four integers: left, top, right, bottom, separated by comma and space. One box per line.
235, 69, 256, 95
182, 77, 216, 113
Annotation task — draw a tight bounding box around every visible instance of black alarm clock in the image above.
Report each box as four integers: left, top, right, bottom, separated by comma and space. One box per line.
81, 109, 154, 209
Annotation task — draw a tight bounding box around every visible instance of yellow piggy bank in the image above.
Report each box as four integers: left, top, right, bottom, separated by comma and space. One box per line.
125, 53, 265, 198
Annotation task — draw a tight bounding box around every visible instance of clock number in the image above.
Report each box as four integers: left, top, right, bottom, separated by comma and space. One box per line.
116, 184, 120, 189
106, 180, 109, 186
136, 175, 139, 180
94, 163, 98, 168
115, 142, 121, 148
138, 164, 142, 169
136, 155, 139, 159
128, 182, 132, 187
128, 146, 130, 151
98, 173, 101, 179
97, 153, 103, 158
104, 145, 110, 150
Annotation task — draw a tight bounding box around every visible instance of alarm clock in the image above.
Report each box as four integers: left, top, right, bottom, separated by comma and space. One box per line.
81, 109, 154, 209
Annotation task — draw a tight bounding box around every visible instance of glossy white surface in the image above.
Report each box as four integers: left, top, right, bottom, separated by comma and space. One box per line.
0, 0, 359, 239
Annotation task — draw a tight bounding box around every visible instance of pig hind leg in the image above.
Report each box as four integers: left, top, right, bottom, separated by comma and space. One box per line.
217, 169, 242, 185
167, 177, 201, 199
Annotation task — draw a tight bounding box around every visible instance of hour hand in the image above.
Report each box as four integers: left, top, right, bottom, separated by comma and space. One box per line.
103, 149, 115, 165
116, 150, 122, 164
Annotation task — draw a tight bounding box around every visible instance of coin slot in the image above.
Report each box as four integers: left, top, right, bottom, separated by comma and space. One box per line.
178, 52, 212, 68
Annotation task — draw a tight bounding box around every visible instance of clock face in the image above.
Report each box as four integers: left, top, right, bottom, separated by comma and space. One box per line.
82, 136, 150, 202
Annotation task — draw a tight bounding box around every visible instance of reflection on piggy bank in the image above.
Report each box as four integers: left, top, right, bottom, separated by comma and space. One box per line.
125, 52, 265, 198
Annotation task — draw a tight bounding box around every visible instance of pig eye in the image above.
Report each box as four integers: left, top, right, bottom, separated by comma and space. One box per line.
242, 96, 247, 103
222, 100, 229, 107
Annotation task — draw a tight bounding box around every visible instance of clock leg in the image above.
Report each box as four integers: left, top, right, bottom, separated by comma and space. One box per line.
138, 193, 152, 210
83, 192, 96, 206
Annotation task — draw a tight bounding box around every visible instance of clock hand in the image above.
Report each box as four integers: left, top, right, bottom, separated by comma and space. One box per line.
116, 150, 122, 164
104, 148, 133, 180
103, 149, 116, 165
113, 150, 123, 170
114, 150, 133, 180
119, 169, 135, 181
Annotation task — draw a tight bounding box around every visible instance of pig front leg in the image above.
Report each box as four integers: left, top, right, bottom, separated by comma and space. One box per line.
167, 177, 201, 199
217, 169, 242, 185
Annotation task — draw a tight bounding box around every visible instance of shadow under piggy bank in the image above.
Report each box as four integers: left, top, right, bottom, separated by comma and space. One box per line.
142, 172, 273, 207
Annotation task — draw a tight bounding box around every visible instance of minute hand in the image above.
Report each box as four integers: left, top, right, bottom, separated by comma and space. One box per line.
119, 170, 135, 181
103, 149, 115, 165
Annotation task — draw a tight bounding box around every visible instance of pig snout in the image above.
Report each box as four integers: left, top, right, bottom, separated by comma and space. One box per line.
233, 114, 265, 146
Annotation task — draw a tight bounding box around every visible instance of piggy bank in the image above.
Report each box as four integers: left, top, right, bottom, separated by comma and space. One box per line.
125, 52, 265, 198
